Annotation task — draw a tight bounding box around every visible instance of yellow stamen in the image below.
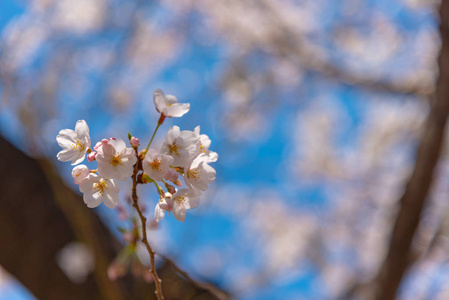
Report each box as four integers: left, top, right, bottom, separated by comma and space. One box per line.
174, 195, 186, 205
149, 159, 162, 171
169, 143, 180, 155
187, 168, 200, 181
199, 142, 206, 153
71, 139, 85, 151
93, 179, 107, 196
109, 153, 122, 166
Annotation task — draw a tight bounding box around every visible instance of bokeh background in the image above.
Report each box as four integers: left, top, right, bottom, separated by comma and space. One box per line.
1, 0, 449, 299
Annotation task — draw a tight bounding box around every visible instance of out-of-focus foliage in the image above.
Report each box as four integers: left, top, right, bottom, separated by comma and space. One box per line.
1, 0, 448, 299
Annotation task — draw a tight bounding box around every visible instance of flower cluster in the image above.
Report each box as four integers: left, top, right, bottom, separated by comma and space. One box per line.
56, 89, 217, 222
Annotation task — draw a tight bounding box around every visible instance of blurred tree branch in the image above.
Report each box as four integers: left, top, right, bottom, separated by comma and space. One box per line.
372, 1, 449, 299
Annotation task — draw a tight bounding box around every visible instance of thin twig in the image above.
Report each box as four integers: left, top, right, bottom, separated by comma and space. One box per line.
131, 150, 164, 300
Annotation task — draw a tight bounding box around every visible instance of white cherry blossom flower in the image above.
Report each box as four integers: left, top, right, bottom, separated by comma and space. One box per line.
184, 154, 216, 192
96, 138, 137, 181
72, 165, 90, 185
160, 126, 200, 167
171, 189, 200, 222
153, 89, 190, 118
56, 120, 91, 165
194, 126, 218, 163
154, 193, 174, 222
142, 148, 174, 181
79, 173, 120, 209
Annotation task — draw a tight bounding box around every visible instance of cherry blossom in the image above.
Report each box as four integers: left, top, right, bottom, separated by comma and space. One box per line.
171, 189, 200, 222
96, 138, 137, 181
184, 154, 216, 192
194, 126, 218, 163
56, 120, 91, 165
79, 173, 120, 209
154, 193, 174, 222
142, 148, 174, 181
160, 126, 200, 167
153, 89, 190, 118
72, 165, 90, 185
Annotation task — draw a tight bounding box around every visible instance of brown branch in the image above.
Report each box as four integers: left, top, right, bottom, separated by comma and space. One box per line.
161, 255, 231, 300
372, 1, 449, 299
131, 150, 164, 300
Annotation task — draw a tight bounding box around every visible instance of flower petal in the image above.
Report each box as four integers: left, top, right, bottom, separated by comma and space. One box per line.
71, 153, 87, 165
75, 120, 90, 142
163, 103, 190, 118
102, 192, 119, 209
109, 138, 127, 152
57, 149, 75, 162
83, 193, 102, 208
165, 94, 179, 105
172, 202, 186, 222
56, 129, 77, 148
153, 89, 167, 113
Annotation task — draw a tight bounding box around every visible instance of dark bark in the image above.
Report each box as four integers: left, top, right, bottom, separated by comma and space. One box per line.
373, 1, 449, 299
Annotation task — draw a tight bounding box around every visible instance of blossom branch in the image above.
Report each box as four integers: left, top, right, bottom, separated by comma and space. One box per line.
131, 150, 164, 300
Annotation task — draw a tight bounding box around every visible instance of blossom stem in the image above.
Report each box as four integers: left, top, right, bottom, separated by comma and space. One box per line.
146, 122, 162, 152
131, 150, 164, 300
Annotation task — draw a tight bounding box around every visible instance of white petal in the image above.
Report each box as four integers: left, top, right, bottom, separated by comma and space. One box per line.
102, 192, 119, 209
108, 179, 120, 193
71, 152, 86, 165
194, 125, 200, 135
57, 149, 75, 162
165, 94, 179, 105
206, 151, 218, 163
172, 202, 186, 222
186, 195, 200, 209
83, 193, 102, 208
75, 120, 90, 142
164, 103, 190, 117
109, 138, 126, 152
56, 129, 77, 148
154, 204, 165, 222
153, 89, 167, 113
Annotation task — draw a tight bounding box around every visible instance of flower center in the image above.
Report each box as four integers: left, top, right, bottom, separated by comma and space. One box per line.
93, 179, 107, 196
71, 139, 85, 151
174, 195, 186, 205
150, 159, 162, 171
109, 153, 122, 166
187, 168, 200, 181
169, 143, 180, 155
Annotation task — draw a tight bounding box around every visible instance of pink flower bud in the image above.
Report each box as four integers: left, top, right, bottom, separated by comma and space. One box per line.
130, 136, 140, 147
94, 139, 109, 151
87, 152, 97, 162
